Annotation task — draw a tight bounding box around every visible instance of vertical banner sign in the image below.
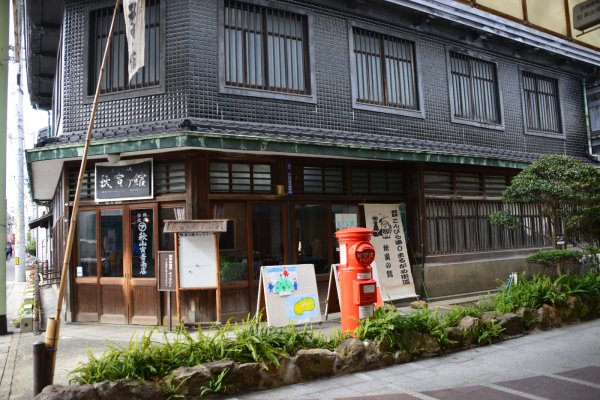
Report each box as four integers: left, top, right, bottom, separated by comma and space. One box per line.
132, 210, 153, 277
123, 0, 146, 79
363, 204, 417, 301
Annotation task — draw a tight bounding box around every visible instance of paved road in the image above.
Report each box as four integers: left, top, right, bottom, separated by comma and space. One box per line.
228, 319, 600, 400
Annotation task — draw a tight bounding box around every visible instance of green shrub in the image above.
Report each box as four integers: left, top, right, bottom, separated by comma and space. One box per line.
526, 249, 582, 275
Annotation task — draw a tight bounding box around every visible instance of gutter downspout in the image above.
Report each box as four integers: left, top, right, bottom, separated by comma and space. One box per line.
583, 79, 599, 163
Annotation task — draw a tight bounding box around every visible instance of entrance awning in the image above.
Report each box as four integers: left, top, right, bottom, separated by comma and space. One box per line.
28, 213, 53, 230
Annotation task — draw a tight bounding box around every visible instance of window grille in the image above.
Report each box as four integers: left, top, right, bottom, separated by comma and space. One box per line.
68, 168, 95, 200
523, 72, 561, 133
155, 162, 185, 194
224, 0, 309, 94
89, 0, 160, 95
426, 200, 550, 255
293, 166, 344, 194
352, 168, 404, 195
449, 52, 500, 124
425, 171, 508, 197
352, 27, 418, 109
209, 162, 272, 193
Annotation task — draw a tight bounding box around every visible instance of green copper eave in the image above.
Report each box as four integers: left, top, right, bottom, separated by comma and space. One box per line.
25, 131, 529, 169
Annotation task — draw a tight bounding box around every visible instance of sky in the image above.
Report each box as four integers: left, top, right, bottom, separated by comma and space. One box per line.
5, 1, 49, 221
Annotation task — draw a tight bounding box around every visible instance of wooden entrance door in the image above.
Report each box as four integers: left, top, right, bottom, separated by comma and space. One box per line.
74, 205, 159, 325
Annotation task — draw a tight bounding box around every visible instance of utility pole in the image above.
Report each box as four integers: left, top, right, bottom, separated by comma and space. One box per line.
0, 0, 9, 334
14, 0, 25, 283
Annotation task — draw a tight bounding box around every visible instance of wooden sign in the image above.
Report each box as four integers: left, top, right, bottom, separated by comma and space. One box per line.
158, 251, 176, 291
257, 264, 322, 327
95, 159, 153, 202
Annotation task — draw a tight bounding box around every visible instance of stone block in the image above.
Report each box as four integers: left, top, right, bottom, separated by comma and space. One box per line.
20, 316, 33, 333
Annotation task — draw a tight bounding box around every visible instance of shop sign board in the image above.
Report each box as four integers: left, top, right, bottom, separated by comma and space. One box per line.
574, 0, 600, 31
363, 204, 417, 302
158, 251, 176, 291
95, 159, 153, 202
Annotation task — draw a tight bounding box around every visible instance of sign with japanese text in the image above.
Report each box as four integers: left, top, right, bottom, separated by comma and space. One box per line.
158, 251, 176, 291
363, 204, 416, 301
574, 0, 600, 31
95, 159, 153, 202
132, 209, 154, 277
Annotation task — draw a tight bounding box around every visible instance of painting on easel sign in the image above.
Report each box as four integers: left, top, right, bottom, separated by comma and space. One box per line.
258, 264, 322, 327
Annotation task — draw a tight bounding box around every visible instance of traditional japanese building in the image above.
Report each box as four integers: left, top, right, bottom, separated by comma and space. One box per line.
25, 0, 600, 324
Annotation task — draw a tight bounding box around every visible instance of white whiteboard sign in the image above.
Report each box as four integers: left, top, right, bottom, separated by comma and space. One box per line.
178, 233, 218, 288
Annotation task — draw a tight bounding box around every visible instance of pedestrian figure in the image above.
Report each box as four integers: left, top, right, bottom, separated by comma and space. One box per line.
6, 242, 12, 260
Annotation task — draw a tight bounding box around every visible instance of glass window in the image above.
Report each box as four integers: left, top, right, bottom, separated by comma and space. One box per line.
159, 207, 180, 251
131, 209, 155, 278
295, 204, 329, 274
353, 27, 418, 109
523, 71, 561, 133
224, 0, 309, 94
100, 210, 123, 277
89, 0, 160, 95
252, 204, 284, 279
449, 52, 500, 124
214, 203, 248, 282
77, 211, 97, 277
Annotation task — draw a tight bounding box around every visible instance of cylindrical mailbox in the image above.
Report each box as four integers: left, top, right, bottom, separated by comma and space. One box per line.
336, 227, 378, 333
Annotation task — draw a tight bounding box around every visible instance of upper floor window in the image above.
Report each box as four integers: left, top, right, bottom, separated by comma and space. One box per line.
224, 0, 310, 94
522, 72, 561, 134
449, 52, 501, 125
352, 27, 418, 110
88, 0, 160, 95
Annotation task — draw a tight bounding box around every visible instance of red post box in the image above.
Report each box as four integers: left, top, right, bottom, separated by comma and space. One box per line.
336, 227, 378, 333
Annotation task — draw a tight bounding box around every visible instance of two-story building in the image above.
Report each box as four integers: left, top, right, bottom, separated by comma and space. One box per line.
25, 0, 600, 325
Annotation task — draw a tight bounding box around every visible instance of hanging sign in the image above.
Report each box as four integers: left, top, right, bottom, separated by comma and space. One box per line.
573, 0, 600, 31
158, 251, 176, 291
363, 204, 417, 302
95, 159, 153, 202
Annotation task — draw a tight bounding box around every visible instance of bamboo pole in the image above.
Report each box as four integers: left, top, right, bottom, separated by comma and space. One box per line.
44, 0, 122, 383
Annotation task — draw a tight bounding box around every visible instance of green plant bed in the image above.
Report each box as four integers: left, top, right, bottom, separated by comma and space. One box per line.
55, 272, 600, 400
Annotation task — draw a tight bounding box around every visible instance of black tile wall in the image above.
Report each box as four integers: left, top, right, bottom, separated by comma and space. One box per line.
58, 0, 589, 161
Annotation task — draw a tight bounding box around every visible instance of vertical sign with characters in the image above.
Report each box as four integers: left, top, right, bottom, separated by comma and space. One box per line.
132, 209, 154, 277
363, 204, 417, 301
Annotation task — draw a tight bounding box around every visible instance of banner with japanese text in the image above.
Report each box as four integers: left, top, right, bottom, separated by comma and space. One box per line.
363, 204, 417, 301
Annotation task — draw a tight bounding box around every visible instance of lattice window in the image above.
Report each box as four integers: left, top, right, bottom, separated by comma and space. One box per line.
352, 27, 418, 109
352, 168, 404, 195
449, 52, 500, 124
209, 162, 272, 193
224, 0, 309, 94
88, 0, 160, 95
523, 71, 561, 133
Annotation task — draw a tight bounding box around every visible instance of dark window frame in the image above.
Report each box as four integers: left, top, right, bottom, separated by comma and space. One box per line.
520, 67, 565, 139
83, 0, 166, 103
446, 48, 504, 130
218, 0, 317, 104
209, 161, 274, 194
349, 21, 425, 118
